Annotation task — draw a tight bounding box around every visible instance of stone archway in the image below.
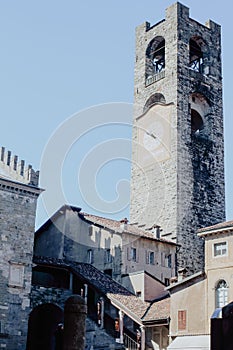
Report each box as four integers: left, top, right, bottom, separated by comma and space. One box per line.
26, 303, 63, 350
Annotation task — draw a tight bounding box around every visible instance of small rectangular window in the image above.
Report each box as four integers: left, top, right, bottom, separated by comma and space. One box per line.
178, 310, 187, 331
165, 254, 172, 268
87, 249, 93, 264
0, 321, 4, 334
213, 242, 227, 257
149, 251, 155, 265
105, 249, 112, 263
131, 247, 137, 262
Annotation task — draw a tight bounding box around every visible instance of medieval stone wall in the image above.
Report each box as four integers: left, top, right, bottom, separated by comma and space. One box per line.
0, 161, 40, 349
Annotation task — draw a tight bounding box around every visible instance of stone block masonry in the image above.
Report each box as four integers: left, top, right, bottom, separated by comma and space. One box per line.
130, 2, 225, 275
0, 151, 42, 349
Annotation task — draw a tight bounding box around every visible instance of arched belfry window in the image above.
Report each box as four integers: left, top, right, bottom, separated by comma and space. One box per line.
146, 36, 165, 79
189, 93, 210, 138
191, 109, 204, 135
216, 280, 228, 308
189, 36, 208, 74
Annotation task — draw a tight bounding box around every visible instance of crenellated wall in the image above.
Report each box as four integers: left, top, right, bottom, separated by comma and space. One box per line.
0, 146, 39, 186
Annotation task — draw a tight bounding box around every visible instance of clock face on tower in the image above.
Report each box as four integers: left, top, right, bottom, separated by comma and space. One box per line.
135, 103, 172, 167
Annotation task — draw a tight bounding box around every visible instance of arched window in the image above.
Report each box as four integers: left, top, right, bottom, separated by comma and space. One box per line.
216, 280, 228, 308
191, 109, 204, 135
146, 36, 165, 79
189, 36, 208, 74
189, 39, 203, 72
144, 93, 166, 112
189, 93, 210, 138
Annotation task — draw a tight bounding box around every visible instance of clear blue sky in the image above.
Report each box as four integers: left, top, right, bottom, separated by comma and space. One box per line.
0, 1, 232, 228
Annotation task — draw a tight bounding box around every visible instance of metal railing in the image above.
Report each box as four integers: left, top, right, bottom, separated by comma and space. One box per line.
124, 333, 138, 350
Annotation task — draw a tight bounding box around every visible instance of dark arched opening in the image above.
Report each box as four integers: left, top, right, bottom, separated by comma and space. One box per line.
146, 36, 165, 79
26, 303, 63, 350
191, 109, 204, 134
189, 36, 208, 74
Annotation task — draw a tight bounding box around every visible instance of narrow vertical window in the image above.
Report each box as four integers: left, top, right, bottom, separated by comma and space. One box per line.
178, 310, 187, 331
216, 280, 228, 308
146, 36, 165, 83
105, 249, 112, 263
189, 38, 203, 73
165, 254, 172, 268
131, 247, 137, 262
87, 249, 93, 264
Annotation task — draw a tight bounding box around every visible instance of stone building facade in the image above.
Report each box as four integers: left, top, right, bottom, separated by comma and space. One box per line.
130, 2, 225, 275
0, 147, 41, 349
0, 3, 229, 350
34, 205, 177, 288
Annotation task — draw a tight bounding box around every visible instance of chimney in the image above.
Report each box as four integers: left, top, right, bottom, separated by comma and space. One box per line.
177, 268, 187, 282
152, 225, 161, 238
120, 218, 128, 230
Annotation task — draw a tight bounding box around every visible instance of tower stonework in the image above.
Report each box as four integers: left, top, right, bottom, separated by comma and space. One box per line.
0, 147, 42, 349
130, 2, 225, 274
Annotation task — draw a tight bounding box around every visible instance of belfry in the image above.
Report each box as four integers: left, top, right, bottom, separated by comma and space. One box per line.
130, 2, 225, 274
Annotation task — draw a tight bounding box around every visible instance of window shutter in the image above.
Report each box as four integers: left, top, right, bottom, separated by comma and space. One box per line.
161, 252, 165, 266
127, 247, 131, 261
104, 250, 107, 264
145, 250, 149, 264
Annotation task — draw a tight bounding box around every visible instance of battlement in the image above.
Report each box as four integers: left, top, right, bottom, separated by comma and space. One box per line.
0, 146, 39, 187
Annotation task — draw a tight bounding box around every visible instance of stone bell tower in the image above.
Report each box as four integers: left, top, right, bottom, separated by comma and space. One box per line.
130, 2, 225, 274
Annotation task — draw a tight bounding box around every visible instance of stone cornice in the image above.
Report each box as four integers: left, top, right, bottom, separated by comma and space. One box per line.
0, 176, 43, 197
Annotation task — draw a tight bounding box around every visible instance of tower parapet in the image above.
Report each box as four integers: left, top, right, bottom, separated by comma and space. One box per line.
0, 146, 39, 187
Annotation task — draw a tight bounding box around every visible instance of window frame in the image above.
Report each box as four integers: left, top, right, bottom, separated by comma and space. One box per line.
165, 254, 172, 268
213, 241, 228, 258
131, 247, 137, 262
178, 310, 187, 331
87, 249, 94, 264
215, 280, 228, 308
149, 251, 155, 265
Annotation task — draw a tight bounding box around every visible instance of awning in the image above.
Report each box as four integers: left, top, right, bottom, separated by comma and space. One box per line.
167, 335, 210, 350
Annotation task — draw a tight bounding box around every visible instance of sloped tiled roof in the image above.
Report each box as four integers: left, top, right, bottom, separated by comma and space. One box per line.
198, 220, 233, 236
79, 212, 176, 245
33, 256, 170, 325
36, 205, 177, 245
142, 297, 170, 323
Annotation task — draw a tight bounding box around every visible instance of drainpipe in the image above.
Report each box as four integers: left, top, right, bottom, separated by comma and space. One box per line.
69, 273, 73, 291
100, 297, 104, 329
119, 310, 124, 344
140, 325, 145, 350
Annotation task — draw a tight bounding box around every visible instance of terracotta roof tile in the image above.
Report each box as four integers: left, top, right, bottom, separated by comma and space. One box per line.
80, 212, 176, 245
142, 298, 170, 322
198, 220, 233, 235
33, 256, 169, 323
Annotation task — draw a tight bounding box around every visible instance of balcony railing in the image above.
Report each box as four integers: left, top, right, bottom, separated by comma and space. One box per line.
145, 70, 165, 87
124, 333, 138, 350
